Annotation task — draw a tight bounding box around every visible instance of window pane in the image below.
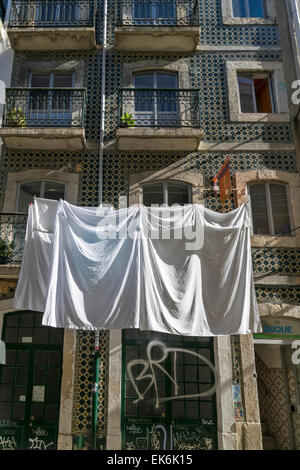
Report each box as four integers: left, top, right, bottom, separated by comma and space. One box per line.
31, 74, 51, 88
53, 74, 73, 88
143, 183, 164, 206
12, 403, 25, 420
134, 74, 154, 89
238, 77, 255, 113
232, 0, 247, 17
44, 181, 65, 201
17, 182, 41, 213
250, 184, 270, 234
157, 73, 177, 89
4, 328, 18, 343
254, 77, 273, 113
269, 184, 291, 235
20, 313, 34, 327
249, 0, 265, 17
167, 182, 190, 206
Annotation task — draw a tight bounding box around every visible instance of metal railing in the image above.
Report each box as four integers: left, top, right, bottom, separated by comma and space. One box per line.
115, 0, 199, 27
119, 88, 200, 127
8, 0, 95, 28
3, 88, 87, 128
0, 213, 28, 264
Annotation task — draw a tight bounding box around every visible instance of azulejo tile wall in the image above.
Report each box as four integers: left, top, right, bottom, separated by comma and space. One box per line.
1, 0, 299, 446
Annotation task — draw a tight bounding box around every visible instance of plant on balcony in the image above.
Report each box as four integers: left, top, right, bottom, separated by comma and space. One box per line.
6, 107, 26, 127
120, 112, 135, 128
0, 239, 14, 265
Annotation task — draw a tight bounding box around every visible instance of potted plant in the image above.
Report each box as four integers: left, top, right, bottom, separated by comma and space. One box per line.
0, 239, 14, 265
120, 112, 135, 128
6, 107, 26, 127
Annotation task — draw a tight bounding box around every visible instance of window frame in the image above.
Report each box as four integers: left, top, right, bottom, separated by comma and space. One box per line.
248, 181, 293, 237
142, 180, 192, 206
15, 180, 67, 213
221, 0, 276, 25
226, 61, 290, 123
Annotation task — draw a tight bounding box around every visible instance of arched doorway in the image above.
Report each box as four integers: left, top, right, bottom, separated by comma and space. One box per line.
0, 311, 64, 450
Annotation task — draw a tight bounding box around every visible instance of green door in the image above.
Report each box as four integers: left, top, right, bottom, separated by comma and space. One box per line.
0, 311, 64, 450
122, 330, 217, 450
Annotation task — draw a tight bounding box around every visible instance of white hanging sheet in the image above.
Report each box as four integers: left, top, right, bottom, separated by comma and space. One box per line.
14, 198, 262, 336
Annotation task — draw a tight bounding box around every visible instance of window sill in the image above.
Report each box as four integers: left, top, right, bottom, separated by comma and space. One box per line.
230, 112, 290, 122
251, 234, 299, 248
223, 16, 276, 25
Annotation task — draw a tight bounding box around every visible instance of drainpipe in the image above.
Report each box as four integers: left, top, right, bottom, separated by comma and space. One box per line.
91, 0, 108, 451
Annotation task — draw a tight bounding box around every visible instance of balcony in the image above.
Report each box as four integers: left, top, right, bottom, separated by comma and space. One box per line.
0, 213, 27, 264
114, 0, 200, 52
116, 88, 203, 151
0, 88, 87, 150
7, 0, 96, 51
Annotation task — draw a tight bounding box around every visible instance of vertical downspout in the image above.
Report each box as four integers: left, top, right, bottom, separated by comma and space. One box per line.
91, 0, 108, 450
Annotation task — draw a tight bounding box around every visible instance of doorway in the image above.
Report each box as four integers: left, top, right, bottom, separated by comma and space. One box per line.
121, 329, 217, 450
0, 311, 64, 450
254, 340, 300, 450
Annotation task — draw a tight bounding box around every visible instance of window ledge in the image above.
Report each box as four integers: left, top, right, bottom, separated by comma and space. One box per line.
251, 235, 299, 248
222, 16, 276, 25
230, 112, 291, 122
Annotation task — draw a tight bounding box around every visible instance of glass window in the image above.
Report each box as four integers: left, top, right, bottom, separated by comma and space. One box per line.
249, 183, 291, 236
232, 0, 266, 18
17, 180, 66, 213
133, 1, 176, 26
30, 73, 73, 88
143, 181, 191, 207
133, 71, 179, 126
238, 74, 274, 113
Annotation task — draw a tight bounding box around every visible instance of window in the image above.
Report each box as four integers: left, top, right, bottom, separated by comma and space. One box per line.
134, 71, 179, 126
17, 181, 66, 213
249, 183, 291, 236
232, 0, 266, 18
142, 181, 192, 206
226, 61, 289, 122
133, 0, 176, 25
238, 74, 275, 113
28, 73, 74, 126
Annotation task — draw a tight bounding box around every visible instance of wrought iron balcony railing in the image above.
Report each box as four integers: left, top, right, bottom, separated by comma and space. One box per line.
0, 213, 28, 264
8, 0, 95, 28
119, 88, 200, 127
115, 0, 199, 27
3, 88, 87, 128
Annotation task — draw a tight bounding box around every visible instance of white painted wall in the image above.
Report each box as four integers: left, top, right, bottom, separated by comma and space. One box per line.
0, 4, 14, 154
286, 0, 300, 76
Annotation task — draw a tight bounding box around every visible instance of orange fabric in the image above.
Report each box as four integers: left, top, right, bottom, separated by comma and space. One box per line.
212, 158, 232, 204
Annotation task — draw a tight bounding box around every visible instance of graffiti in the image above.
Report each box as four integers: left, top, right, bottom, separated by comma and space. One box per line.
32, 427, 48, 437
127, 340, 216, 409
124, 423, 214, 451
0, 435, 17, 450
28, 437, 54, 450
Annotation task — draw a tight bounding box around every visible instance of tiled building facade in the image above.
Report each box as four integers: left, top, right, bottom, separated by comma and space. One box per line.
0, 0, 300, 451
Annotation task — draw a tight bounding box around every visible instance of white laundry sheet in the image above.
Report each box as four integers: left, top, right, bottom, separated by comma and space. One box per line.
14, 198, 262, 336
